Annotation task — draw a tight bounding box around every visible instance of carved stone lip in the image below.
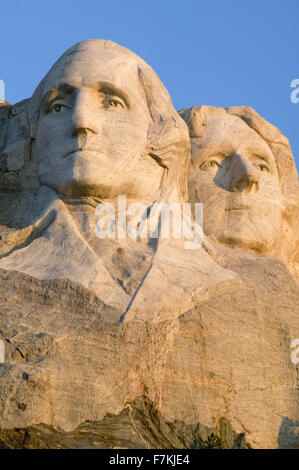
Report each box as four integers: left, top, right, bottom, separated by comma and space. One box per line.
63, 148, 104, 159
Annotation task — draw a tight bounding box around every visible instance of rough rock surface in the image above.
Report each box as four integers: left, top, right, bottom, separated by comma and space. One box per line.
0, 249, 298, 449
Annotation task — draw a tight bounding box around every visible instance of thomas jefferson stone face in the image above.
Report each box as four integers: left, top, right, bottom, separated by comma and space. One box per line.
34, 50, 164, 199
188, 113, 283, 253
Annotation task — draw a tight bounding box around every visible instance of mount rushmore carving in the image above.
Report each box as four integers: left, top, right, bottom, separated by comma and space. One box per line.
0, 40, 298, 449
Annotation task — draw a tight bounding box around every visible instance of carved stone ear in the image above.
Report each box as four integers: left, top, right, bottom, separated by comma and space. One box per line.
146, 114, 189, 167
137, 63, 189, 169
144, 114, 190, 202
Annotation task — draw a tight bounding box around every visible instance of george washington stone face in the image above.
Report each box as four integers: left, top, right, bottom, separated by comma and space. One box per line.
34, 49, 164, 200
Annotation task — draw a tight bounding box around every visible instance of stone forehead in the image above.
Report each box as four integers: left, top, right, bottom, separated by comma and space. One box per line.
29, 39, 173, 123
188, 110, 272, 157
42, 40, 150, 88
41, 49, 141, 95
198, 112, 259, 138
58, 39, 143, 62
182, 105, 290, 147
51, 45, 139, 73
188, 106, 253, 139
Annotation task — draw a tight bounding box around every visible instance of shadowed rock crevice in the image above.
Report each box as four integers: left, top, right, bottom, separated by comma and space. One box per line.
0, 396, 251, 449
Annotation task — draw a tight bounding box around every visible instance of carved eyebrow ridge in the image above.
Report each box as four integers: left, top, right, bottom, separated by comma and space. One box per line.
42, 84, 75, 112
41, 81, 131, 112
98, 82, 130, 109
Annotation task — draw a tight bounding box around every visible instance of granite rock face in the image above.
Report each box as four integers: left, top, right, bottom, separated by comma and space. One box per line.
0, 252, 298, 449
0, 40, 298, 449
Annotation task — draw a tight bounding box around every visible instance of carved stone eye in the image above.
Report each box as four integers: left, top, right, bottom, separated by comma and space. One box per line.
104, 97, 124, 109
54, 104, 62, 113
255, 163, 269, 173
259, 165, 268, 172
107, 99, 122, 108
200, 160, 220, 171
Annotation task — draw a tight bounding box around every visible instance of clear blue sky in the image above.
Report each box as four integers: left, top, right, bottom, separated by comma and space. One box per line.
1, 0, 298, 171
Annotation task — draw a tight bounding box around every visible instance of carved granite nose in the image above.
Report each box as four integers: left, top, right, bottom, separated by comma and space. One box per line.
230, 155, 259, 193
71, 89, 99, 136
